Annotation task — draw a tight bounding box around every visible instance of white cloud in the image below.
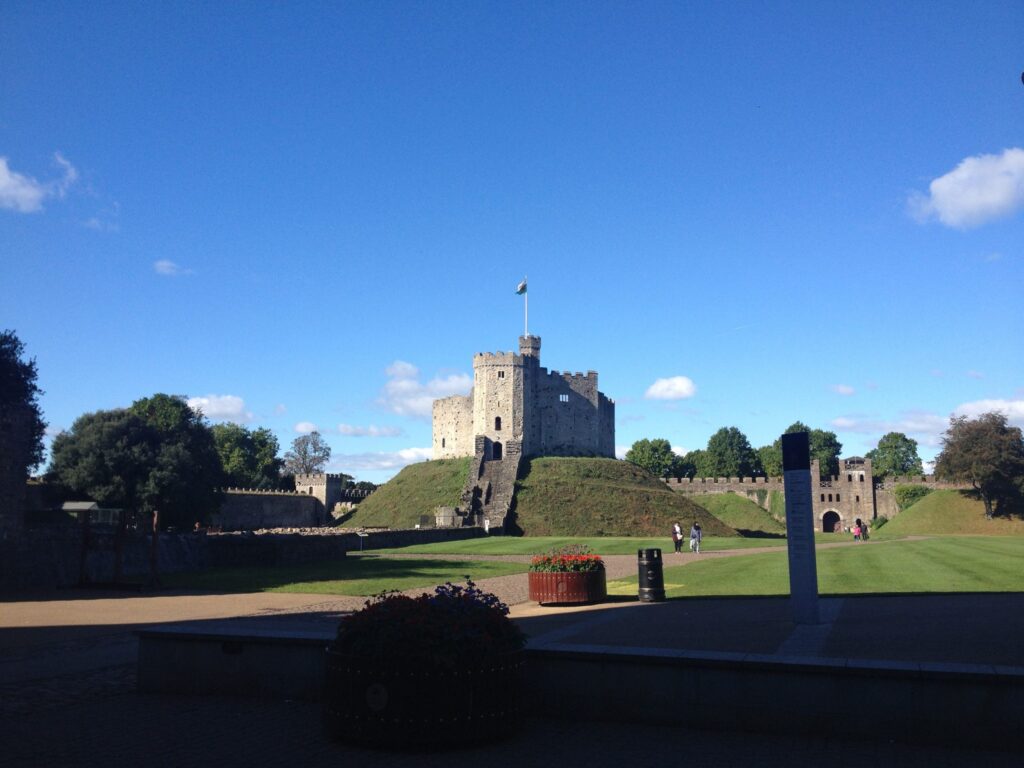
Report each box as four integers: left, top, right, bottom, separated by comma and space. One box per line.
953, 399, 1024, 428
294, 421, 319, 434
615, 445, 629, 460
187, 395, 253, 422
0, 153, 78, 213
153, 259, 193, 276
832, 384, 855, 396
378, 360, 472, 419
338, 423, 404, 437
644, 376, 697, 400
831, 411, 948, 447
909, 147, 1024, 229
331, 447, 433, 472
671, 445, 689, 456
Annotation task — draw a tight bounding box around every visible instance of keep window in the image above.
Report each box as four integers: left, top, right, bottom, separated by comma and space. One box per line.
495, 417, 502, 431
497, 371, 505, 379
559, 394, 569, 403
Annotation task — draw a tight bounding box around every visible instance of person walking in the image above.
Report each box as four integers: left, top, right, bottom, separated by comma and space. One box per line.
672, 521, 683, 554
689, 521, 702, 554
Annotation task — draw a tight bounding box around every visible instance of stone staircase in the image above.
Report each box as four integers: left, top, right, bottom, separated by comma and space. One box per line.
459, 438, 522, 532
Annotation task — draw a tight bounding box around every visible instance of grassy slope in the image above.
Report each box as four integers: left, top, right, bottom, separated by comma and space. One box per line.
693, 493, 786, 536
607, 536, 1024, 597
512, 457, 736, 537
343, 457, 471, 528
878, 489, 1024, 537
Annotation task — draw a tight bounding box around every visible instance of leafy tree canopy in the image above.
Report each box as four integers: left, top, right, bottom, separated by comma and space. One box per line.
624, 438, 676, 478
866, 432, 923, 479
764, 421, 842, 476
934, 412, 1024, 518
283, 431, 332, 475
0, 329, 46, 476
49, 394, 224, 529
703, 427, 762, 478
756, 444, 782, 477
212, 422, 283, 488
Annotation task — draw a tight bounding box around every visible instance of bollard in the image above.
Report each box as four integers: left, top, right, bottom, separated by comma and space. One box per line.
637, 548, 666, 602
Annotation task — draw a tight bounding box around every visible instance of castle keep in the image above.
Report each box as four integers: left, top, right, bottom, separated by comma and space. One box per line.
432, 334, 615, 529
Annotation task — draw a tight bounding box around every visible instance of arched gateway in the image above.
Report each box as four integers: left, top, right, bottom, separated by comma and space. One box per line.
822, 510, 841, 533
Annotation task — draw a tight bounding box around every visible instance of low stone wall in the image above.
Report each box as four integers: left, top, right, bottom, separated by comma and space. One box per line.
0, 525, 485, 590
215, 492, 327, 531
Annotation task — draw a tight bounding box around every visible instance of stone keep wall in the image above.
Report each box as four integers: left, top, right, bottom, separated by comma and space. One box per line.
433, 393, 474, 459
432, 334, 615, 461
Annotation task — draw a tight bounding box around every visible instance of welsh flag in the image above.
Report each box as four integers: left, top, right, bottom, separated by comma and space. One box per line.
515, 278, 527, 295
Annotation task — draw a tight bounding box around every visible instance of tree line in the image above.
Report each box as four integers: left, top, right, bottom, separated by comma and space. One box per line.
625, 416, 1024, 519
2, 330, 377, 532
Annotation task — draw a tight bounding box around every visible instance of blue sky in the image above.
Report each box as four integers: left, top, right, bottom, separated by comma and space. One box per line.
3, 2, 1023, 483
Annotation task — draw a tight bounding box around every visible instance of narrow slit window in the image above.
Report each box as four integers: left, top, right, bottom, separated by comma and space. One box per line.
495, 417, 502, 431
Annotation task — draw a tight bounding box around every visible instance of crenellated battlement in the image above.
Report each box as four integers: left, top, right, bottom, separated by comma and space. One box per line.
473, 351, 522, 366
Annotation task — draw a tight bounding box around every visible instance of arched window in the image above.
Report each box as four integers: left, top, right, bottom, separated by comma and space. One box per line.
848, 474, 852, 482
820, 494, 825, 502
493, 442, 503, 460
836, 493, 841, 502
495, 417, 502, 431
828, 494, 832, 502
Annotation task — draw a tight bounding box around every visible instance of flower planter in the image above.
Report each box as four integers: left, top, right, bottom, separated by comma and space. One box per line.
323, 649, 524, 748
528, 569, 607, 605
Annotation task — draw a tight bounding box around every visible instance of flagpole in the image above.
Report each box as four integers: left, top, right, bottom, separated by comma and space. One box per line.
525, 283, 528, 337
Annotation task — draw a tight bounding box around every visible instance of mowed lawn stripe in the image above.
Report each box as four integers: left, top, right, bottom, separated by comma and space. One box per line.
608, 537, 1024, 597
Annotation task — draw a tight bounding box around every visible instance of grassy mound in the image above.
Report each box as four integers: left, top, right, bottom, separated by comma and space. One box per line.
343, 457, 471, 529
511, 457, 736, 537
693, 493, 786, 537
878, 489, 1024, 537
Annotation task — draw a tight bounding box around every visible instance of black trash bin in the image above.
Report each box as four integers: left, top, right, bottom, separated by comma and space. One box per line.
637, 548, 666, 602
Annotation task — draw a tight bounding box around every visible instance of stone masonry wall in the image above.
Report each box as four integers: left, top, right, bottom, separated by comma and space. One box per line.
432, 394, 474, 459
215, 491, 327, 531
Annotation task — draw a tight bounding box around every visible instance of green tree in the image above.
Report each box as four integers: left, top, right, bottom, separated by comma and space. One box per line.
866, 432, 923, 479
283, 431, 332, 475
212, 423, 283, 488
624, 438, 676, 477
49, 395, 224, 531
767, 422, 842, 476
681, 449, 707, 477
0, 330, 47, 486
757, 444, 782, 477
934, 413, 1024, 518
703, 427, 761, 478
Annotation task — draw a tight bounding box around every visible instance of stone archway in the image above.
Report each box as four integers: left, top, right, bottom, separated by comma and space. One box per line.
822, 510, 841, 533
492, 441, 503, 460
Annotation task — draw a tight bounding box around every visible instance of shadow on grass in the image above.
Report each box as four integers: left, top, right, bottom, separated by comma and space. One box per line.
735, 530, 787, 539
162, 557, 527, 595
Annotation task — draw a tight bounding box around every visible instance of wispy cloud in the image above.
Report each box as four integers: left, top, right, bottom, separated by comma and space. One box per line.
909, 147, 1024, 229
187, 395, 253, 423
294, 421, 319, 434
831, 384, 855, 396
338, 423, 404, 437
153, 259, 193, 276
0, 152, 78, 213
644, 376, 697, 400
331, 447, 432, 472
831, 411, 948, 447
274, 404, 288, 415
377, 361, 471, 419
954, 398, 1024, 428
965, 370, 984, 380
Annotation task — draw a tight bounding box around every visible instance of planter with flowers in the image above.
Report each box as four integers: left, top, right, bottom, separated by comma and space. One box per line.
528, 545, 607, 605
323, 580, 526, 748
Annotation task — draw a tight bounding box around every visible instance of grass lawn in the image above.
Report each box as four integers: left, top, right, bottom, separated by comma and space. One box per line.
692, 493, 786, 536
607, 536, 1024, 597
163, 556, 528, 595
373, 535, 788, 556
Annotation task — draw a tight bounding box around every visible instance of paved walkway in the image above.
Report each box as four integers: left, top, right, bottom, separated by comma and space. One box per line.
2, 545, 1021, 766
